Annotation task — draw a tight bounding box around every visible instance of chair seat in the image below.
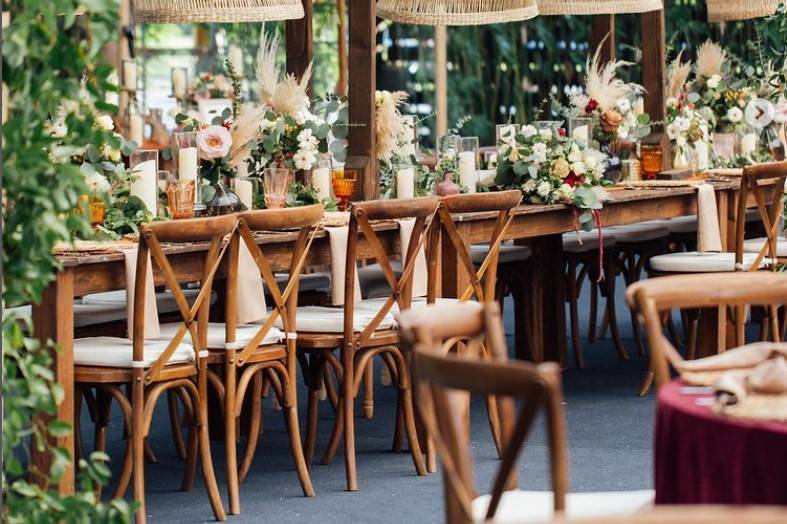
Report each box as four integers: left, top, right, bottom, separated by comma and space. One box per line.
158, 322, 284, 349
667, 215, 698, 234
471, 489, 654, 523
74, 336, 196, 368
606, 222, 670, 243
471, 243, 532, 265
562, 230, 616, 253
269, 272, 331, 294
3, 303, 128, 328
743, 237, 787, 257
358, 261, 403, 299
283, 300, 397, 333
649, 251, 768, 273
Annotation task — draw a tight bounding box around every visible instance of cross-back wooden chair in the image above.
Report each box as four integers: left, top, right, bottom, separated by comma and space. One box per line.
74, 215, 234, 524
298, 196, 438, 491
215, 204, 323, 514
627, 272, 787, 390
399, 300, 654, 524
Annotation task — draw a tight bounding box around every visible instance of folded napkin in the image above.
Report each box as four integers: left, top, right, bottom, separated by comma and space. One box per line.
236, 242, 268, 323
122, 248, 160, 340
696, 183, 723, 253
326, 226, 362, 306
397, 219, 428, 298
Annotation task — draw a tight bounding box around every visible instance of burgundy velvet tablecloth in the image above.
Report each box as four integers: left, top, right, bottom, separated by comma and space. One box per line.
655, 380, 787, 505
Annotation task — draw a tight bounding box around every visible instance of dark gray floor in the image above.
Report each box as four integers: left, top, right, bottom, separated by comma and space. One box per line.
88, 275, 655, 523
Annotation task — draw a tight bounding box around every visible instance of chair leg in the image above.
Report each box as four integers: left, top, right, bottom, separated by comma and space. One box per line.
304, 354, 325, 467
485, 395, 503, 459
320, 397, 344, 466
177, 386, 198, 492
131, 379, 146, 524
224, 353, 240, 515
566, 258, 584, 369
343, 347, 358, 491
392, 389, 404, 453
603, 252, 628, 361
168, 390, 187, 459
588, 279, 599, 344
511, 276, 529, 361
94, 388, 112, 455
394, 351, 427, 477
625, 252, 646, 357
238, 371, 263, 483
196, 362, 227, 521
74, 388, 85, 463
277, 366, 315, 497
638, 370, 655, 397
362, 360, 374, 419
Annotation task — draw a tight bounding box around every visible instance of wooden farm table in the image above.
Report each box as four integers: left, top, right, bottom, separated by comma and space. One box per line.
33, 180, 743, 492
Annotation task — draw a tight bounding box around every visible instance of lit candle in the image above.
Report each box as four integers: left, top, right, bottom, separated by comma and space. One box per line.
228, 45, 243, 76
122, 60, 136, 91
234, 178, 253, 210
171, 68, 187, 99
458, 151, 477, 194
572, 125, 589, 141
741, 133, 758, 156
131, 159, 158, 214
396, 167, 415, 199
178, 147, 198, 181
695, 141, 709, 171
311, 166, 331, 201
129, 113, 144, 146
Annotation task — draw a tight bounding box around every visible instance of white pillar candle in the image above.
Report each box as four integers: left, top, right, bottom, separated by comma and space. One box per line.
129, 113, 144, 145
131, 160, 158, 214
741, 133, 758, 156
396, 167, 415, 199
633, 98, 645, 116
311, 167, 331, 201
171, 68, 187, 99
572, 125, 589, 141
458, 151, 477, 194
234, 178, 253, 210
122, 60, 136, 91
695, 141, 709, 171
178, 147, 198, 181
228, 45, 243, 76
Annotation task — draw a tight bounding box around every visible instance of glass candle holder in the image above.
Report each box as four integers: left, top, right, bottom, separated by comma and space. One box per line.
166, 179, 196, 219
231, 176, 261, 211
263, 167, 292, 209
712, 132, 737, 161
331, 166, 357, 211
171, 66, 188, 101
438, 133, 460, 160
458, 137, 479, 194
401, 115, 419, 159
172, 131, 203, 210
533, 120, 564, 137
495, 124, 519, 150
764, 126, 786, 161
310, 156, 333, 202
640, 144, 663, 180
129, 149, 159, 215
569, 117, 593, 143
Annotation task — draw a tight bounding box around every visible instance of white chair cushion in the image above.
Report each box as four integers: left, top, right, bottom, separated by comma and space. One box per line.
82, 288, 212, 315
471, 243, 532, 265
667, 215, 698, 234
649, 251, 768, 273
283, 300, 396, 333
562, 230, 616, 253
606, 223, 670, 243
158, 321, 284, 349
268, 272, 331, 294
743, 237, 787, 257
74, 336, 195, 368
471, 489, 654, 523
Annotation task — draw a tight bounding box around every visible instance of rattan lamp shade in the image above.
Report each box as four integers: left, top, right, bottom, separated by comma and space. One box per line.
376, 0, 539, 26
133, 0, 305, 23
707, 0, 780, 22
538, 0, 662, 15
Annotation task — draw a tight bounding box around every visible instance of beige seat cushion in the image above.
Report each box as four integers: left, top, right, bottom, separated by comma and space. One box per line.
649, 251, 767, 273
471, 489, 654, 523
562, 230, 616, 253
667, 215, 698, 234
606, 222, 670, 243
282, 299, 397, 333
743, 237, 787, 257
158, 321, 283, 349
471, 243, 532, 265
74, 336, 195, 368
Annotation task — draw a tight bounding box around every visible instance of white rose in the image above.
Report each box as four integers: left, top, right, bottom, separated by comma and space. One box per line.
707, 74, 722, 89
557, 183, 575, 200
726, 106, 743, 123
49, 121, 68, 138
616, 98, 631, 114
521, 125, 537, 138
666, 97, 679, 108
571, 161, 586, 175
538, 128, 553, 140
522, 179, 537, 193
532, 142, 547, 156
100, 143, 121, 162
96, 114, 115, 131
666, 123, 680, 141
85, 173, 110, 193
536, 180, 552, 197
676, 116, 691, 132
568, 150, 582, 163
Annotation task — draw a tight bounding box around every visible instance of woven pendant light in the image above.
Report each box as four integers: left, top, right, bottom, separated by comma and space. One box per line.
707, 0, 780, 22
537, 0, 662, 15
133, 0, 304, 23
376, 0, 539, 26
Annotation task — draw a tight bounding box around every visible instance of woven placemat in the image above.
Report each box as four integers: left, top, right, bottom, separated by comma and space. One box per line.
706, 168, 744, 177
320, 211, 351, 227
53, 238, 137, 255
618, 179, 705, 188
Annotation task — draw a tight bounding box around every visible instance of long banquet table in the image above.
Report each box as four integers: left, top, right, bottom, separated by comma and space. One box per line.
32, 180, 747, 492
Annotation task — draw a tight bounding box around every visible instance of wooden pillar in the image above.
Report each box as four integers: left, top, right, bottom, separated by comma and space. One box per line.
435, 25, 448, 136
337, 0, 348, 96
589, 15, 615, 64
348, 0, 377, 200
641, 8, 671, 168
286, 0, 314, 92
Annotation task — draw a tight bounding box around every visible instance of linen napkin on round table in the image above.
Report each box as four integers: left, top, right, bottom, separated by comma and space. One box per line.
236, 242, 268, 323
327, 226, 362, 306
122, 248, 160, 339
696, 183, 723, 253
397, 219, 428, 299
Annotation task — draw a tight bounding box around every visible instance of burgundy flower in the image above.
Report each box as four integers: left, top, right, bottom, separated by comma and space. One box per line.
558, 127, 567, 137
585, 99, 599, 113
564, 171, 585, 188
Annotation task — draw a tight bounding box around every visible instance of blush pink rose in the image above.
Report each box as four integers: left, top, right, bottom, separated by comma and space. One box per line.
197, 125, 232, 160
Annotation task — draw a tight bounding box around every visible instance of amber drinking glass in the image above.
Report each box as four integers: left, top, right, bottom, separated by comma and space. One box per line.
640, 144, 663, 180
166, 179, 196, 219
331, 166, 356, 211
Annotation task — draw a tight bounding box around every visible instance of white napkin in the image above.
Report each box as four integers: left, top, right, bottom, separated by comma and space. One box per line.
327, 226, 362, 306
397, 219, 428, 298
696, 183, 723, 253
122, 248, 160, 340
236, 242, 268, 323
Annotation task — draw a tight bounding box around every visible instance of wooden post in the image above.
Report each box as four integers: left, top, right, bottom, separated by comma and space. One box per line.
337, 0, 348, 96
589, 15, 615, 64
641, 8, 671, 169
435, 25, 448, 136
286, 0, 314, 92
348, 0, 377, 200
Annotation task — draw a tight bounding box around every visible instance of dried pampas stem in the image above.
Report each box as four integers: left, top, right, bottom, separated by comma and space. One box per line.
256, 31, 311, 116
229, 104, 268, 166
375, 91, 408, 162
695, 40, 726, 79
572, 43, 634, 113
667, 50, 692, 100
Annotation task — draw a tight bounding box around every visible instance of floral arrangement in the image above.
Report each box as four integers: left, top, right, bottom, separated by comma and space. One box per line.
189, 71, 234, 101
665, 52, 712, 168
567, 48, 651, 145
495, 124, 609, 230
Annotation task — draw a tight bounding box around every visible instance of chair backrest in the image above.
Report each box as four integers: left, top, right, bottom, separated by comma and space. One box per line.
436, 190, 522, 303
398, 301, 568, 524
229, 204, 324, 367
135, 214, 238, 382
627, 272, 787, 388
344, 196, 440, 345
734, 161, 787, 270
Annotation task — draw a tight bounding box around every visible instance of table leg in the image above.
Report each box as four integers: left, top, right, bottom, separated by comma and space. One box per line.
31, 268, 75, 493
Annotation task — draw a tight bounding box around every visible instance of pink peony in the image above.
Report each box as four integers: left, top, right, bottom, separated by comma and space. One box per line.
197, 125, 232, 160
